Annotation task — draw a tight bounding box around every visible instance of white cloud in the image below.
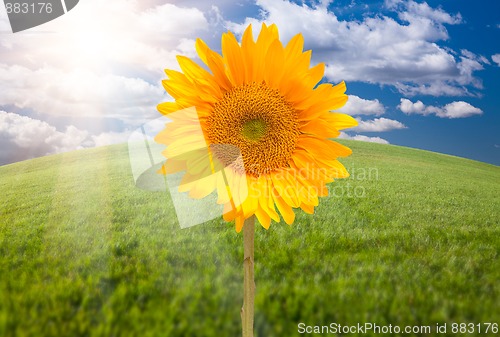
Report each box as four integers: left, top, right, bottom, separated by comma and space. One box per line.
396, 1, 462, 25
395, 81, 469, 96
91, 131, 131, 147
0, 0, 214, 125
0, 1, 210, 73
338, 95, 385, 116
492, 54, 500, 67
227, 0, 483, 96
356, 118, 407, 132
0, 111, 134, 165
399, 98, 482, 118
339, 132, 390, 144
399, 98, 427, 114
442, 101, 483, 118
0, 0, 227, 165
0, 65, 164, 123
0, 111, 87, 164
461, 49, 490, 65
139, 4, 208, 36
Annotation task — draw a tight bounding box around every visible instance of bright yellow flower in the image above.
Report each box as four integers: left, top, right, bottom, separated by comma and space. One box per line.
155, 23, 357, 232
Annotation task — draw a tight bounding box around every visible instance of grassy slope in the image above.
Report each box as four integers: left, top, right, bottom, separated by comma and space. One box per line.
0, 140, 498, 337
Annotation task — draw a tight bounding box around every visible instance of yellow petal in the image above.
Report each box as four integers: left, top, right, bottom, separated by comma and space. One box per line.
264, 40, 285, 89
300, 118, 341, 138
162, 159, 186, 174
321, 112, 358, 130
165, 69, 192, 86
241, 178, 258, 218
297, 135, 352, 159
256, 176, 280, 222
161, 79, 188, 99
222, 31, 246, 86
273, 193, 295, 225
300, 203, 315, 214
282, 50, 312, 90
305, 62, 325, 88
293, 170, 319, 206
157, 102, 181, 115
255, 205, 271, 229
297, 83, 348, 118
197, 38, 232, 91
284, 33, 304, 60
235, 215, 245, 232
223, 202, 237, 221
271, 171, 300, 208
216, 172, 231, 204
252, 23, 280, 82
195, 38, 210, 65
177, 56, 222, 100
188, 174, 216, 199
241, 24, 255, 83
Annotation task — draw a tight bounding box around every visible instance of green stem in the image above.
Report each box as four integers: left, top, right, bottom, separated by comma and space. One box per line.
241, 215, 255, 337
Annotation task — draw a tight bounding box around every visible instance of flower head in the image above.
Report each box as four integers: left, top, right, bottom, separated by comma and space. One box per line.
156, 23, 357, 231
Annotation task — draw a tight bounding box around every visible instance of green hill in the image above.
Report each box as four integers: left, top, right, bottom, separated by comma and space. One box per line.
0, 140, 499, 337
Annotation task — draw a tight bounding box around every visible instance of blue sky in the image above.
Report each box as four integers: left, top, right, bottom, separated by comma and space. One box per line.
328, 0, 500, 165
0, 0, 499, 165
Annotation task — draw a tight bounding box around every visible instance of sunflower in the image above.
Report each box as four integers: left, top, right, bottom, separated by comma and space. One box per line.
155, 23, 357, 232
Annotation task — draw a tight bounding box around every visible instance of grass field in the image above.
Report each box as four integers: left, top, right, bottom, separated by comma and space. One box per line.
0, 140, 499, 337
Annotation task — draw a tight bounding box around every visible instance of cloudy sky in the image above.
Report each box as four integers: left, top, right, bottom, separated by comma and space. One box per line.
0, 0, 499, 166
